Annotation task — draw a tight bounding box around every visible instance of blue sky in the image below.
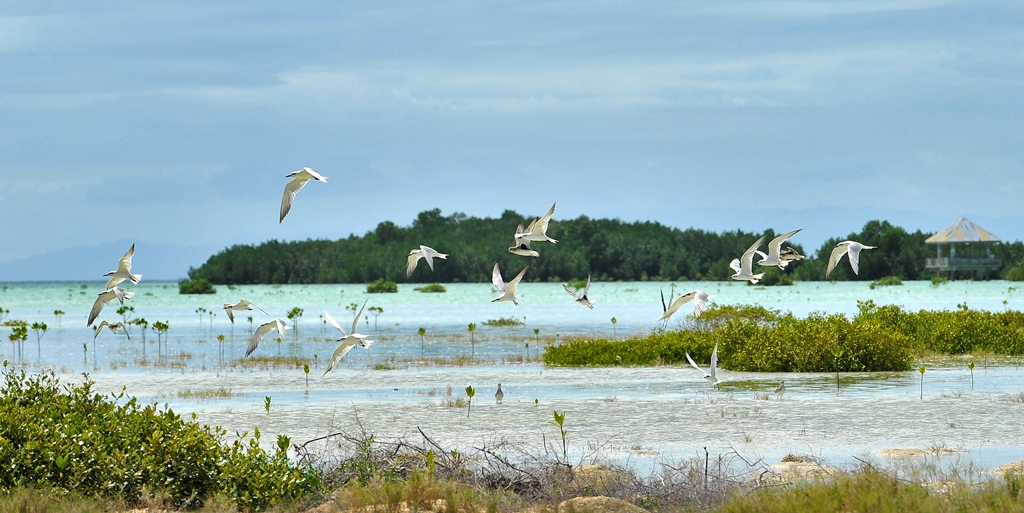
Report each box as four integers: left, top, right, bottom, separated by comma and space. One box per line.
2, 1, 1023, 280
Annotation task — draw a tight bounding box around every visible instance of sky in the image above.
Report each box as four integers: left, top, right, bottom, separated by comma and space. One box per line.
2, 1, 1023, 280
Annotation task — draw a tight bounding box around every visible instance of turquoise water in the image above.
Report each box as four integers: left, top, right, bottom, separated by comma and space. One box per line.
2, 280, 1023, 472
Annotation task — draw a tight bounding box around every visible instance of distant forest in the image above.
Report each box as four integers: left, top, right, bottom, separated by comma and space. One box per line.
187, 209, 1024, 285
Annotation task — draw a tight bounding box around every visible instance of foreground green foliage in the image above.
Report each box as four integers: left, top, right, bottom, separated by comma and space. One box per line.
0, 368, 318, 510
717, 467, 1024, 513
543, 302, 1024, 371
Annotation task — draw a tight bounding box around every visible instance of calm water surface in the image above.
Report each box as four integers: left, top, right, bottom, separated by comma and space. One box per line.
2, 280, 1023, 471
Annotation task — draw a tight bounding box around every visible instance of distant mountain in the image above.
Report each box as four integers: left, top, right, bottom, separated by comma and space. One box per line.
0, 241, 223, 282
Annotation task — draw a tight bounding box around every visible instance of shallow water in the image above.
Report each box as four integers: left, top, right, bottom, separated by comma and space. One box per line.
2, 280, 1023, 471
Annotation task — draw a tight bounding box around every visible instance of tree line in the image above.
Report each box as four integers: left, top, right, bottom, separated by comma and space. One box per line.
187, 209, 1024, 284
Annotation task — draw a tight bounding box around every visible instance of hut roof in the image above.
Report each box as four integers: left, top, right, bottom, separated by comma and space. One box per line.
925, 217, 1001, 244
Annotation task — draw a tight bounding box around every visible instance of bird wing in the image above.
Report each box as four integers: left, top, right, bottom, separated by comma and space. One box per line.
302, 167, 327, 182
88, 291, 113, 327
246, 320, 277, 357
505, 265, 529, 295
663, 291, 696, 320
709, 343, 719, 380
767, 229, 802, 258
492, 263, 507, 294
420, 245, 435, 271
323, 309, 347, 335
533, 202, 556, 234
685, 352, 708, 377
741, 236, 766, 272
247, 300, 268, 315
323, 339, 359, 375
280, 176, 310, 223
584, 274, 591, 298
847, 243, 864, 275
562, 284, 582, 301
225, 307, 235, 324
351, 299, 368, 334
660, 289, 668, 313
117, 244, 135, 272
693, 292, 712, 317
729, 258, 742, 274
406, 250, 422, 278
826, 242, 850, 279
119, 323, 131, 341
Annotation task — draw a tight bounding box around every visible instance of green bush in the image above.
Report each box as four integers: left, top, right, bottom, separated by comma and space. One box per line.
178, 278, 216, 294
544, 303, 1024, 371
366, 278, 398, 293
869, 276, 904, 289
482, 317, 524, 327
1007, 265, 1024, 281
0, 368, 318, 510
413, 283, 447, 293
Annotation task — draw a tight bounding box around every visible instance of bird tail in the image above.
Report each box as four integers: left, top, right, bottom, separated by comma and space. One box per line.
129, 273, 142, 284
750, 273, 765, 284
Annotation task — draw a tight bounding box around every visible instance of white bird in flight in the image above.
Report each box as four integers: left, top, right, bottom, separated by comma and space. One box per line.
660, 289, 713, 321
104, 243, 142, 289
406, 245, 449, 278
245, 318, 288, 357
93, 320, 130, 341
757, 229, 803, 269
87, 286, 133, 327
729, 236, 766, 284
323, 300, 374, 375
686, 343, 721, 387
223, 298, 268, 324
516, 202, 558, 244
507, 224, 539, 258
826, 240, 877, 279
562, 274, 595, 309
280, 167, 327, 223
492, 263, 529, 306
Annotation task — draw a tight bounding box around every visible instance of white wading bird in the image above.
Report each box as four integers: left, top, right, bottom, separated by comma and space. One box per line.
826, 240, 877, 279
93, 320, 130, 341
729, 236, 766, 284
516, 202, 558, 244
686, 343, 721, 388
491, 263, 529, 306
660, 289, 713, 321
104, 243, 142, 289
87, 286, 133, 327
322, 301, 375, 375
507, 224, 540, 257
246, 319, 288, 357
774, 380, 786, 399
757, 229, 803, 269
279, 167, 327, 223
406, 245, 449, 278
223, 298, 268, 324
562, 274, 595, 309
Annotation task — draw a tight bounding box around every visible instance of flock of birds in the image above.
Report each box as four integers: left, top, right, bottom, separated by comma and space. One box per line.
84, 167, 879, 385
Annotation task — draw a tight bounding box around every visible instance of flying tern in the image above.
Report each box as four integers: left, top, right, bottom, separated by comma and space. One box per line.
104, 243, 142, 289
562, 274, 595, 309
491, 263, 529, 306
757, 229, 803, 269
826, 240, 876, 279
516, 202, 558, 244
223, 298, 268, 324
729, 236, 766, 284
245, 319, 288, 357
87, 286, 133, 327
686, 343, 721, 387
93, 320, 130, 341
660, 289, 713, 321
322, 300, 374, 375
507, 224, 540, 257
406, 245, 449, 278
279, 167, 327, 223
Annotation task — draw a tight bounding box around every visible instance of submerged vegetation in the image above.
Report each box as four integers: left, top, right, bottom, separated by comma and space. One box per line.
543, 302, 1024, 371
187, 210, 1024, 284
